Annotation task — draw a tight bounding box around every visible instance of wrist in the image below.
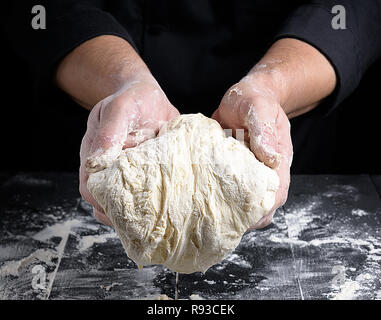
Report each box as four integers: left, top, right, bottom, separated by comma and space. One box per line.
242, 66, 289, 107
56, 35, 155, 109
114, 59, 153, 89
245, 38, 336, 116
115, 68, 157, 94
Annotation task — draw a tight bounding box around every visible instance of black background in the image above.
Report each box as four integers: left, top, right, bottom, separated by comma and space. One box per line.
0, 30, 380, 174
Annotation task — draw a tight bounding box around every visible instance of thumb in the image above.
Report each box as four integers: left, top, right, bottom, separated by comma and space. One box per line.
93, 208, 113, 227
123, 106, 179, 147
85, 99, 140, 173
211, 109, 221, 123
246, 102, 282, 169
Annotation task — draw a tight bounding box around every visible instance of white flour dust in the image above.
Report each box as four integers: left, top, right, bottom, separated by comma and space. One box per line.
32, 218, 86, 242
351, 209, 369, 217
330, 279, 361, 300
78, 233, 117, 252
0, 249, 56, 277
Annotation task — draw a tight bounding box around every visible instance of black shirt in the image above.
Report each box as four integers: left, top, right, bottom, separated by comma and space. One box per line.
2, 0, 381, 173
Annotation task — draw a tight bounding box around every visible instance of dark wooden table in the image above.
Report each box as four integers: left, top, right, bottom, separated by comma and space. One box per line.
0, 173, 380, 300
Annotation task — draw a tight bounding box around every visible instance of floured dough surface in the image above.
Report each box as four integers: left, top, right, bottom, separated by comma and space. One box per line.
87, 113, 279, 273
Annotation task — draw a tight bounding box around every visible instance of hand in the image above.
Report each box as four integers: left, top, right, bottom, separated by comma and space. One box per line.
212, 75, 293, 229
79, 78, 180, 226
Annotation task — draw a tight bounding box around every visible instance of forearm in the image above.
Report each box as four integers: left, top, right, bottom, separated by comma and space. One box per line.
246, 38, 337, 118
55, 35, 152, 110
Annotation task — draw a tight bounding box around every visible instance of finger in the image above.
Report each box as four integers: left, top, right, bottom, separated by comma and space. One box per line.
211, 109, 221, 123
272, 149, 292, 210
216, 94, 246, 129
245, 98, 282, 169
124, 128, 156, 148
124, 107, 180, 147
249, 110, 292, 230
80, 101, 101, 163
272, 107, 293, 209
168, 106, 180, 121
79, 162, 105, 213
217, 93, 282, 168
212, 107, 247, 143
249, 209, 276, 230
85, 98, 140, 172
91, 99, 139, 154
93, 208, 113, 227
79, 112, 105, 213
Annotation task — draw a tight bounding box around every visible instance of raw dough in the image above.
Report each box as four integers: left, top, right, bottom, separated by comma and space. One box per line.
87, 113, 279, 273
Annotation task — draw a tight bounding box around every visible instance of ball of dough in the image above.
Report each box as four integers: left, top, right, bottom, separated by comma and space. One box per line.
87, 113, 279, 273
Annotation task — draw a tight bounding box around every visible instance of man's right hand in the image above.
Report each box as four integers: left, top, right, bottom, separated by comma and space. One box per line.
54, 35, 179, 226
79, 78, 179, 226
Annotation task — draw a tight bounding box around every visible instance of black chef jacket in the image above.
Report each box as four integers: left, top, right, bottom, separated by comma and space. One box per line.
2, 0, 381, 173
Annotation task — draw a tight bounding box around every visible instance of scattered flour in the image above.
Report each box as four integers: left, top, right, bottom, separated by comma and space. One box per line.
149, 293, 204, 300
32, 219, 85, 242
78, 233, 117, 252
100, 282, 123, 291
284, 201, 320, 239
351, 209, 369, 217
0, 249, 56, 277
330, 279, 361, 300
204, 279, 216, 285
224, 253, 252, 268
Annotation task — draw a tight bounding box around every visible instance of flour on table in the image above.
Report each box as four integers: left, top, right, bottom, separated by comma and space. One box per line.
87, 113, 278, 273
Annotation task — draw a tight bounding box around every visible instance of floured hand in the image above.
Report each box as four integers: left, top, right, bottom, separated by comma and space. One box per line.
79, 78, 179, 226
212, 75, 293, 229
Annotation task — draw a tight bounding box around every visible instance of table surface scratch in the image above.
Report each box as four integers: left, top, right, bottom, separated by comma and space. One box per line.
0, 173, 380, 300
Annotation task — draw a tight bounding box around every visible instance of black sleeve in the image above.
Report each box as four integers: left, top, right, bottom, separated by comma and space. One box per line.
2, 0, 137, 98
275, 0, 381, 111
